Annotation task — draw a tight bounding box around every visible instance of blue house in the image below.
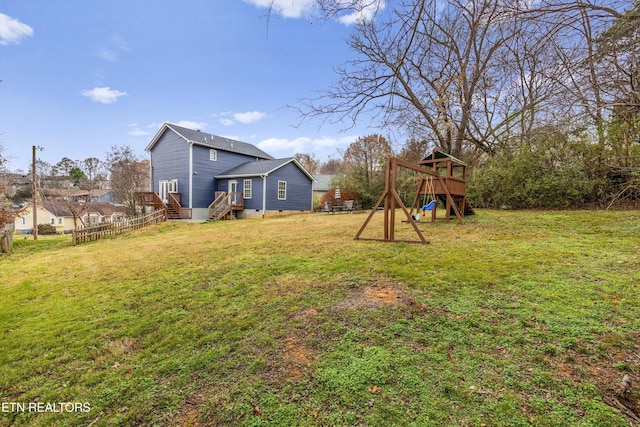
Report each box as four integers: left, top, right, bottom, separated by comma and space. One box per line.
145, 123, 315, 220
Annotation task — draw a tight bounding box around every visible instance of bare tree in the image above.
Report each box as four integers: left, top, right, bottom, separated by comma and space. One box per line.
318, 158, 343, 174
339, 134, 393, 207
294, 153, 320, 174
106, 146, 148, 215
301, 0, 634, 158
397, 138, 430, 164
80, 157, 107, 189
301, 0, 537, 156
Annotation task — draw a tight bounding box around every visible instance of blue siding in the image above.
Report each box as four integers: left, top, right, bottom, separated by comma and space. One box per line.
265, 163, 313, 211
150, 131, 190, 206
243, 178, 264, 212
192, 145, 264, 208
150, 129, 267, 209
149, 127, 312, 212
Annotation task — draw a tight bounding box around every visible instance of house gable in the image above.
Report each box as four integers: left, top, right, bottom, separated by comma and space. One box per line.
264, 161, 314, 211
147, 123, 274, 160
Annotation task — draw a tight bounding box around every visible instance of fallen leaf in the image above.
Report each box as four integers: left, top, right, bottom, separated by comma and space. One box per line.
447, 352, 454, 361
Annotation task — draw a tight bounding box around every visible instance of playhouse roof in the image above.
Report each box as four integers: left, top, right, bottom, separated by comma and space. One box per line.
421, 150, 466, 166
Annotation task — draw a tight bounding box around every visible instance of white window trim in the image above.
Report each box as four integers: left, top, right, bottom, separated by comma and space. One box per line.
159, 179, 178, 203
244, 179, 252, 199
209, 149, 217, 161
278, 180, 287, 200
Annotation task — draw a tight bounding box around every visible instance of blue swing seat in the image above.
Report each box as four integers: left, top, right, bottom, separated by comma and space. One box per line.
422, 200, 437, 211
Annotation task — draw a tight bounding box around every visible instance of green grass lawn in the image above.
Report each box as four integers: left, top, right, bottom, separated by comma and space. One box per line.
1, 209, 639, 426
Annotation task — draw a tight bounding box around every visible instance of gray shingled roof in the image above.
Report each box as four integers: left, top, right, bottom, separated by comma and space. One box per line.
165, 123, 274, 160
312, 174, 336, 192
217, 158, 315, 181
216, 158, 295, 177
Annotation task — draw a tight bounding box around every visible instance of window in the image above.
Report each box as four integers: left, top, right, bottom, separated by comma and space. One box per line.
50, 218, 55, 225
22, 217, 26, 225
278, 181, 287, 200
209, 149, 217, 161
100, 216, 106, 223
244, 179, 252, 199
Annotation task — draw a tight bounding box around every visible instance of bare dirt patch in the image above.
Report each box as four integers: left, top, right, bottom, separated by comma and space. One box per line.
556, 333, 640, 425
334, 279, 407, 310
282, 335, 316, 380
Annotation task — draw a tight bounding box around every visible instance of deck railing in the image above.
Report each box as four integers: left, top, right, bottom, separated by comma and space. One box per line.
137, 192, 165, 211
168, 192, 192, 219
72, 209, 166, 245
208, 192, 244, 220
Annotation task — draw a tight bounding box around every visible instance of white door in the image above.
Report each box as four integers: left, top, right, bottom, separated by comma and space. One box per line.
229, 180, 238, 205
159, 179, 178, 203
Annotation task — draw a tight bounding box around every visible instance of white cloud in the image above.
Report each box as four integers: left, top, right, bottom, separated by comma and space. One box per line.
97, 34, 130, 61
81, 86, 127, 104
257, 134, 358, 157
337, 0, 385, 25
173, 120, 208, 130
243, 0, 315, 18
243, 0, 383, 24
258, 136, 311, 154
216, 111, 267, 126
233, 111, 267, 124
127, 123, 157, 137
97, 48, 117, 61
0, 13, 33, 45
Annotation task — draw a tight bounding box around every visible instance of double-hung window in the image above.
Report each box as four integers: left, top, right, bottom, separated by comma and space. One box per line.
278, 181, 287, 200
244, 179, 252, 199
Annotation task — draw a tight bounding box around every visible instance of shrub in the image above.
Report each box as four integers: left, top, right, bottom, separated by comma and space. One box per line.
467, 130, 605, 209
37, 223, 58, 235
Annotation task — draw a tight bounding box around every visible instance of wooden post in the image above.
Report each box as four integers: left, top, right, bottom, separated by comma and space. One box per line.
389, 158, 397, 241
0, 228, 13, 254
32, 146, 38, 241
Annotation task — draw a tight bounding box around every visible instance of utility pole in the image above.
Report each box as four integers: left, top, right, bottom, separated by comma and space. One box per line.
32, 146, 43, 240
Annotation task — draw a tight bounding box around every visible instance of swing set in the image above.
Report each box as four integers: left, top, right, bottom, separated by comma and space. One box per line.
355, 151, 474, 244
411, 175, 438, 222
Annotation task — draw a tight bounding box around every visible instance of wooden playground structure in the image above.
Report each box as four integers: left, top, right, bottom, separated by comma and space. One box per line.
355, 151, 474, 244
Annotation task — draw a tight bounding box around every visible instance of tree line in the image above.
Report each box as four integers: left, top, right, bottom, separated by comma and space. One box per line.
299, 0, 640, 209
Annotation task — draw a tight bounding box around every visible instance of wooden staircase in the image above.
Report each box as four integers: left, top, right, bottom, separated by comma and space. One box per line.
208, 191, 244, 220
136, 192, 191, 220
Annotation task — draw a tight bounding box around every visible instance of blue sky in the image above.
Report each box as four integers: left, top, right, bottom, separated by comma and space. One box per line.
0, 0, 385, 172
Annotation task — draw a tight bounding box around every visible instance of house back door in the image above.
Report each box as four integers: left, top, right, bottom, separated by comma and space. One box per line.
229, 180, 238, 205
159, 179, 178, 203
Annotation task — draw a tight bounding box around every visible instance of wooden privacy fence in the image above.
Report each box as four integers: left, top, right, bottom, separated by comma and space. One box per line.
72, 209, 166, 245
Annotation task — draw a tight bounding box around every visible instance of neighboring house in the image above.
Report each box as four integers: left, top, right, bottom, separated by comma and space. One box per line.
90, 189, 120, 204
14, 201, 78, 234
83, 202, 127, 226
13, 201, 126, 234
312, 174, 336, 206
146, 123, 315, 220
